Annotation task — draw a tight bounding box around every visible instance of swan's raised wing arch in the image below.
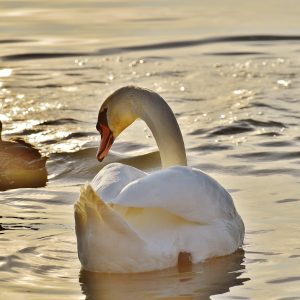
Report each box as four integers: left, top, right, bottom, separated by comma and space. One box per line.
96, 164, 237, 224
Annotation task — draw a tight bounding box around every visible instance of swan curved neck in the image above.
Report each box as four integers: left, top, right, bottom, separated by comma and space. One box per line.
130, 88, 187, 168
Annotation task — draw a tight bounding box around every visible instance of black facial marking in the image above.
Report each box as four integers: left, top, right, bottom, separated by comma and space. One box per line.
96, 108, 108, 133
0, 120, 2, 140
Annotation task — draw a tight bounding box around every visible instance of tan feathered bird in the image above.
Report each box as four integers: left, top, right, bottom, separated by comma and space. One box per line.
0, 121, 47, 191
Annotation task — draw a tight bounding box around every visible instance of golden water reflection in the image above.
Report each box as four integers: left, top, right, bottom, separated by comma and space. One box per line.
79, 250, 248, 300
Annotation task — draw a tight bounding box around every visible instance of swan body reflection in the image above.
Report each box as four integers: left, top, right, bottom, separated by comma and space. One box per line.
79, 250, 248, 299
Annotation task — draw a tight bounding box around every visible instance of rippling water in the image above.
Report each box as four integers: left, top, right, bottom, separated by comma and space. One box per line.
1, 1, 300, 299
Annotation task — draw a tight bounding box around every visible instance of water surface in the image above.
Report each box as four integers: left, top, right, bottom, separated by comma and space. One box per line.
1, 1, 300, 299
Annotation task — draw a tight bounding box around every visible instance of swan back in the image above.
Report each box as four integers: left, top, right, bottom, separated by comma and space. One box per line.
105, 165, 236, 223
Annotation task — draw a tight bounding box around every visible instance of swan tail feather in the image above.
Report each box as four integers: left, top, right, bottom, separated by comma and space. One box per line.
75, 184, 148, 272
75, 183, 143, 240
74, 184, 100, 234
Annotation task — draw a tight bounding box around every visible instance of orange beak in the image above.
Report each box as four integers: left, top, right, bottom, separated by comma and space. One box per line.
96, 124, 114, 162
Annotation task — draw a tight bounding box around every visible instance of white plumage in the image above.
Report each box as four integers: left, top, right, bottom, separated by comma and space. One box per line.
74, 86, 244, 273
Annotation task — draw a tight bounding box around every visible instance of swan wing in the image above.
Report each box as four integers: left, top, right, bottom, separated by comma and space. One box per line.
110, 166, 237, 224
90, 163, 147, 202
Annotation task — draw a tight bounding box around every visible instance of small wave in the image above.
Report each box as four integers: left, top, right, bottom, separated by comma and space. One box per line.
18, 246, 39, 254
190, 143, 232, 151
15, 72, 44, 76
35, 83, 65, 89
209, 125, 253, 136
247, 168, 300, 177
267, 276, 300, 284
194, 163, 249, 175
1, 52, 87, 61
196, 162, 300, 177
256, 132, 282, 137
256, 141, 292, 147
246, 250, 281, 256
205, 51, 267, 56
0, 38, 36, 44
63, 132, 97, 139
28, 81, 105, 89
230, 150, 300, 161
41, 118, 81, 126
39, 131, 97, 144
2, 34, 300, 61
65, 72, 83, 77
114, 34, 300, 53
245, 102, 293, 114
276, 198, 300, 204
240, 118, 286, 128
0, 223, 40, 231
5, 128, 42, 136
0, 254, 29, 272
85, 80, 106, 84
188, 128, 207, 136
207, 118, 286, 137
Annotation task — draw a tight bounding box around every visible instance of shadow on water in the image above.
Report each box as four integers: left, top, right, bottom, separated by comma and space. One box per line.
79, 249, 249, 300
47, 146, 160, 184
2, 34, 300, 61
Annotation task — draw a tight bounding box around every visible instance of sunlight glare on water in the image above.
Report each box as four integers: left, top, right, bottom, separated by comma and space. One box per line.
0, 0, 300, 299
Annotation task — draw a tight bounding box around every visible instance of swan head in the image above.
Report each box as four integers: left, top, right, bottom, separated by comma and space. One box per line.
96, 87, 138, 161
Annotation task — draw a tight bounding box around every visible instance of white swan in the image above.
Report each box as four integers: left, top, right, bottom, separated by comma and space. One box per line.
74, 86, 244, 273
